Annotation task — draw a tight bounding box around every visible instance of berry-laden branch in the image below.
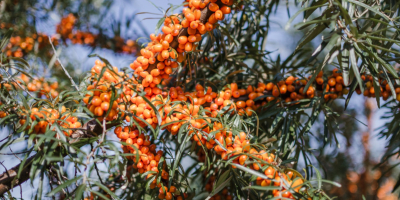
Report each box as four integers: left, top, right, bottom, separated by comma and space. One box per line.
1, 0, 400, 198
0, 117, 114, 196
4, 14, 138, 59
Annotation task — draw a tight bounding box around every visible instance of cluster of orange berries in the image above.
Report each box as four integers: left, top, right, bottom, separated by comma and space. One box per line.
84, 62, 182, 199
115, 125, 191, 200
4, 13, 138, 58
256, 167, 304, 199
157, 185, 189, 200
357, 73, 400, 101
5, 33, 59, 58
15, 106, 82, 136
57, 14, 138, 54
83, 60, 139, 122
80, 1, 399, 199
114, 126, 162, 174
56, 13, 76, 40
17, 74, 59, 98
129, 0, 234, 86
203, 130, 304, 198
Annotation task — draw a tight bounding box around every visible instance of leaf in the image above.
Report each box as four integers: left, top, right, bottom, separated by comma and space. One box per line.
357, 43, 398, 78
311, 165, 322, 190
146, 0, 165, 13
88, 189, 110, 200
340, 43, 351, 86
349, 44, 364, 93
258, 107, 284, 120
304, 0, 328, 19
74, 184, 86, 200
70, 137, 99, 148
47, 176, 82, 196
0, 29, 13, 51
285, 3, 328, 30
169, 134, 190, 188
91, 180, 120, 200
231, 163, 272, 181
10, 57, 30, 69
155, 17, 166, 34
215, 170, 230, 190
295, 24, 326, 52
142, 95, 162, 127
205, 177, 232, 200
335, 1, 358, 35
241, 185, 281, 191
347, 0, 391, 21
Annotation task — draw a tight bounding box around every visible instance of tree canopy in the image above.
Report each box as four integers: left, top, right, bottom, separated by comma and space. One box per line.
0, 0, 399, 199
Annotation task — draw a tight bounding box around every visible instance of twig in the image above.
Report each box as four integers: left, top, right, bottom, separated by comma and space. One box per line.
0, 151, 29, 156
83, 119, 107, 184
0, 67, 34, 98
0, 162, 9, 178
8, 147, 22, 162
94, 162, 104, 185
19, 184, 22, 199
48, 36, 80, 92
0, 136, 9, 143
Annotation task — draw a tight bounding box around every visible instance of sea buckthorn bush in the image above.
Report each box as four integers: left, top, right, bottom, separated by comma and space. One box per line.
0, 0, 399, 200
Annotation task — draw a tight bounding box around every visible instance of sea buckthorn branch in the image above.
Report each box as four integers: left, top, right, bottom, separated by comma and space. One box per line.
79, 60, 314, 199
74, 0, 400, 197
3, 13, 139, 59
0, 116, 110, 196
1, 0, 399, 198
57, 14, 139, 54
14, 74, 60, 99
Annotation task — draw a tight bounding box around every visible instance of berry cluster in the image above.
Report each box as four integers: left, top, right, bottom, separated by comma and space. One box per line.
77, 0, 311, 198
5, 0, 400, 199
129, 0, 234, 86
17, 74, 59, 98
3, 13, 138, 58
57, 14, 138, 54
17, 106, 82, 136
5, 34, 59, 58
114, 126, 162, 174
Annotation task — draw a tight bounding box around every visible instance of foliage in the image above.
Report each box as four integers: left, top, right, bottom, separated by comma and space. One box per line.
0, 0, 399, 200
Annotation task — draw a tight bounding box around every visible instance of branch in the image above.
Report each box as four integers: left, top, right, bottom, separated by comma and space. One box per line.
0, 119, 117, 196
146, 3, 214, 73
48, 36, 81, 92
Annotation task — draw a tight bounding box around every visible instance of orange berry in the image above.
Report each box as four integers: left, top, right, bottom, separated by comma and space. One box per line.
215, 10, 223, 20
209, 3, 219, 12
220, 6, 231, 14
328, 78, 336, 86
178, 36, 188, 44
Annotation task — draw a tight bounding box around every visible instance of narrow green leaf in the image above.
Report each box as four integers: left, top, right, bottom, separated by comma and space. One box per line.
74, 184, 86, 200
92, 180, 120, 200
285, 4, 328, 30
48, 176, 82, 196
349, 45, 364, 93
347, 0, 391, 21
241, 185, 281, 191
205, 177, 232, 200
295, 24, 326, 51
